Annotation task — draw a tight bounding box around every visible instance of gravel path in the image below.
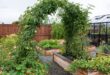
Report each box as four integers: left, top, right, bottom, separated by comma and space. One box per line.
39, 56, 72, 75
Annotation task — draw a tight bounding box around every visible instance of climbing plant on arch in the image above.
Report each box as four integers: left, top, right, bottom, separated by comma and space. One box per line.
15, 0, 89, 74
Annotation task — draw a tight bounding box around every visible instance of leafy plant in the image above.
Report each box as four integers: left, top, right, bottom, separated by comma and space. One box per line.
12, 0, 66, 75
97, 44, 110, 54
1, 60, 47, 75
104, 45, 110, 54
0, 34, 18, 65
51, 23, 64, 39
61, 2, 90, 59
38, 39, 62, 49
69, 56, 110, 74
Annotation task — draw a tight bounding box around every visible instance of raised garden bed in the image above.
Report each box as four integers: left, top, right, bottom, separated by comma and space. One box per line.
53, 53, 71, 70
36, 46, 60, 56
53, 53, 109, 75
37, 39, 63, 56
74, 70, 104, 75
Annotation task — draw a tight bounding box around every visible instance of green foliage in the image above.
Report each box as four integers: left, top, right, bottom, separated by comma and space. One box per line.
18, 0, 90, 60
104, 45, 110, 54
14, 0, 66, 75
1, 60, 47, 75
38, 39, 62, 49
0, 34, 18, 65
69, 56, 110, 74
51, 23, 64, 39
61, 3, 89, 59
98, 44, 110, 54
0, 34, 18, 50
0, 35, 47, 75
8, 0, 89, 74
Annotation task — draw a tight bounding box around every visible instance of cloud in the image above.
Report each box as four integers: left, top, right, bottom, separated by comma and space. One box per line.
0, 0, 36, 23
70, 0, 110, 18
0, 0, 110, 23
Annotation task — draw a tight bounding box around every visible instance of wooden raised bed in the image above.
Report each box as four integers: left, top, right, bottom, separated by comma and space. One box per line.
45, 49, 60, 56
53, 53, 71, 70
53, 53, 106, 75
36, 46, 60, 56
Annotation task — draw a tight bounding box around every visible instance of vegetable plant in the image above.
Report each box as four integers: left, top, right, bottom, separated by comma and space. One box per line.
38, 39, 62, 49
69, 56, 110, 74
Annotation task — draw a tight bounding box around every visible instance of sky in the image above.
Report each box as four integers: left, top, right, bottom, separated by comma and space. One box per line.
0, 0, 110, 23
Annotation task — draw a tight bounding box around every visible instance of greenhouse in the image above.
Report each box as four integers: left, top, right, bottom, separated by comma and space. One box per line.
89, 14, 110, 46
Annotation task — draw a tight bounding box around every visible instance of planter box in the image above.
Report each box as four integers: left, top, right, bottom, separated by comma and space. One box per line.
88, 71, 104, 75
85, 46, 97, 58
74, 69, 87, 75
36, 46, 60, 56
53, 53, 106, 75
45, 49, 60, 56
53, 53, 71, 70
75, 70, 104, 75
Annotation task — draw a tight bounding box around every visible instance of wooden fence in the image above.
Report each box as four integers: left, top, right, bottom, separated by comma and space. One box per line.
0, 24, 51, 41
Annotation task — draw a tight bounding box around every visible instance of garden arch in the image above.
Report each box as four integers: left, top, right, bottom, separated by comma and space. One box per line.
17, 0, 89, 64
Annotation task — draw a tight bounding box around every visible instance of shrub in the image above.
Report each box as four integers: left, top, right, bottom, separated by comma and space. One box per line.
51, 23, 64, 39
1, 60, 47, 75
69, 56, 110, 74
97, 44, 110, 54
0, 34, 18, 65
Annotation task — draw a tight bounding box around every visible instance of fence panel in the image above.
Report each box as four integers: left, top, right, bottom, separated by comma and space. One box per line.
0, 24, 51, 41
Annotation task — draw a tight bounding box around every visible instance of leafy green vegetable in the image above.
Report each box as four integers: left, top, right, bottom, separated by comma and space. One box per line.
38, 39, 62, 49
69, 56, 110, 74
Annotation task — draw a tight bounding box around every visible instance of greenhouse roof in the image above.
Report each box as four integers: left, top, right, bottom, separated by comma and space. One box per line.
91, 14, 110, 23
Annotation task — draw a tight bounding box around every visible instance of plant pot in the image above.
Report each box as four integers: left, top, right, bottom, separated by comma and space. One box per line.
53, 53, 71, 70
